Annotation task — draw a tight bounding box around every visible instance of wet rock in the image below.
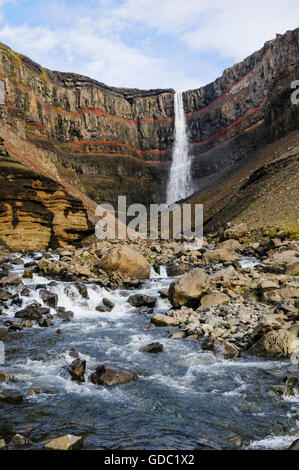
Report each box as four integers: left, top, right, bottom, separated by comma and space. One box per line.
128, 294, 157, 308
23, 268, 33, 279
0, 439, 7, 449
68, 348, 80, 359
201, 337, 240, 359
67, 359, 86, 382
11, 295, 22, 307
20, 288, 30, 297
74, 282, 89, 299
0, 288, 12, 301
139, 342, 163, 353
137, 307, 153, 315
89, 363, 138, 386
169, 331, 187, 339
223, 223, 248, 240
103, 298, 115, 310
0, 272, 22, 286
288, 439, 299, 450
56, 311, 74, 321
95, 305, 110, 313
44, 434, 84, 450
151, 313, 180, 327
9, 434, 33, 447
284, 376, 298, 396
15, 303, 50, 321
39, 289, 58, 308
200, 292, 230, 308
168, 268, 210, 308
0, 388, 23, 404
38, 318, 53, 328
100, 246, 150, 280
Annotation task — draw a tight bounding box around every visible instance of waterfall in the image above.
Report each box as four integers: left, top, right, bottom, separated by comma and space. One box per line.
166, 92, 192, 205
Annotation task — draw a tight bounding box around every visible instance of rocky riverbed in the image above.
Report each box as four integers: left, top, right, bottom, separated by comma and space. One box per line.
0, 223, 298, 450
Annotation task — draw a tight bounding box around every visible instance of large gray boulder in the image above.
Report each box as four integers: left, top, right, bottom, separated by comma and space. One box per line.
168, 268, 210, 308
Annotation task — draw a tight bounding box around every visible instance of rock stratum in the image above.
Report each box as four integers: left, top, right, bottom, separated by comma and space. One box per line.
0, 27, 298, 249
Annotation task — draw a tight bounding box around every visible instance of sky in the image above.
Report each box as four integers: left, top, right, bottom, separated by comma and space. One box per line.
0, 0, 298, 91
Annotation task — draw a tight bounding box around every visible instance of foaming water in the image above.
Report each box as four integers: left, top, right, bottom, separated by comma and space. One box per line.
0, 252, 298, 450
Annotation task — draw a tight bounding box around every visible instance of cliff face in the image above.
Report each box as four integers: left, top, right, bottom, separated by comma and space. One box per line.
183, 29, 299, 194
0, 28, 298, 241
0, 138, 93, 250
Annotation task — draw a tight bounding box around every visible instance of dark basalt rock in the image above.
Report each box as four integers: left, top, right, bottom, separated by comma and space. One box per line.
139, 342, 164, 353
89, 363, 138, 386
67, 359, 86, 382
15, 303, 50, 320
74, 282, 89, 300
0, 388, 23, 405
128, 294, 157, 308
39, 289, 58, 308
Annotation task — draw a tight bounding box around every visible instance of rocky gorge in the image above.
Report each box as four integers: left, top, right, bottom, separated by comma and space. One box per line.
0, 222, 298, 449
0, 25, 298, 451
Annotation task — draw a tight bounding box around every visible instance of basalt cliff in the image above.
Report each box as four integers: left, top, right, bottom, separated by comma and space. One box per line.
0, 27, 298, 249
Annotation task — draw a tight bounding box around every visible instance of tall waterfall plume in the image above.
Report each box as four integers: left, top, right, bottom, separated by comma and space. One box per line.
166, 92, 192, 205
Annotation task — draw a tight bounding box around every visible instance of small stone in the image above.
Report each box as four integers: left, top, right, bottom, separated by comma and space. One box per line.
9, 434, 33, 447
44, 434, 84, 451
151, 314, 180, 327
0, 388, 23, 404
139, 342, 163, 353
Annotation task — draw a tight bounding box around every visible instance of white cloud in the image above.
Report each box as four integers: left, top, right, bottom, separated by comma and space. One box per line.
181, 0, 299, 60
0, 0, 297, 91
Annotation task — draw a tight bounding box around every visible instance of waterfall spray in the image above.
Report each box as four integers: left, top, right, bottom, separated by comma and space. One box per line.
166, 92, 192, 205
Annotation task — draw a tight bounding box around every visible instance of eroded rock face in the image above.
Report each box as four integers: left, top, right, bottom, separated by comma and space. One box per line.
100, 246, 150, 280
0, 143, 93, 251
0, 29, 298, 216
89, 363, 138, 386
168, 268, 210, 308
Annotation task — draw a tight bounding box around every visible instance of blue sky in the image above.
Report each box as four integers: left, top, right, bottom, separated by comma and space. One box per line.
0, 0, 298, 91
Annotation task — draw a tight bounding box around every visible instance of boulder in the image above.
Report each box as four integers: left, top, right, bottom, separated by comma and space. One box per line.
0, 272, 22, 286
100, 246, 150, 280
9, 434, 33, 447
15, 303, 50, 321
203, 249, 240, 264
44, 434, 84, 451
0, 388, 23, 404
67, 359, 86, 382
102, 298, 115, 310
217, 239, 241, 251
223, 223, 248, 240
288, 439, 299, 450
201, 337, 240, 359
168, 269, 210, 308
89, 363, 138, 386
248, 329, 298, 359
259, 250, 299, 275
39, 289, 58, 308
74, 282, 89, 299
0, 288, 12, 301
139, 342, 163, 353
200, 292, 230, 308
151, 313, 181, 327
128, 294, 157, 308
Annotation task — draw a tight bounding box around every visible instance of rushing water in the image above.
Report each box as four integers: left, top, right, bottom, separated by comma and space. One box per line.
167, 92, 192, 205
0, 253, 298, 450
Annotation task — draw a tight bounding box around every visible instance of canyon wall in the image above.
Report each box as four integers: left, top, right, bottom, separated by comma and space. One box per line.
0, 27, 298, 248
0, 138, 93, 250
